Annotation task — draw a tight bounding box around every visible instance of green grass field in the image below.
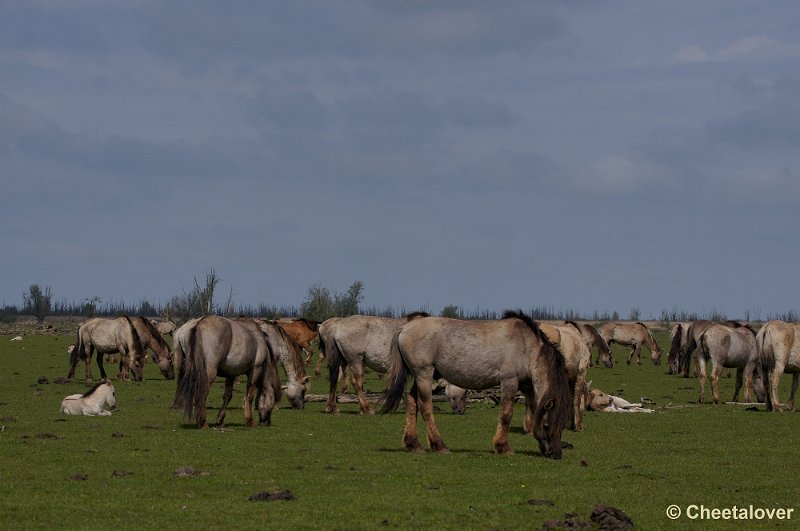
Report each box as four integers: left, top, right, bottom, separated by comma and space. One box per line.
1, 327, 798, 530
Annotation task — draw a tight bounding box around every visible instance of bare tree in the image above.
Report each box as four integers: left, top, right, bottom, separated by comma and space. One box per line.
23, 284, 53, 324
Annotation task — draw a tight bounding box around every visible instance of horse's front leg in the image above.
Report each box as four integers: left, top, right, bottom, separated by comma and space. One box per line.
216, 377, 235, 427
402, 382, 424, 452
732, 368, 744, 402
626, 345, 637, 365
242, 372, 258, 427
492, 378, 518, 454
767, 365, 786, 411
84, 346, 95, 381
571, 374, 585, 432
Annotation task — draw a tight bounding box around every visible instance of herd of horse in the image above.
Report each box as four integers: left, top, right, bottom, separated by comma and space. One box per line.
62, 312, 800, 459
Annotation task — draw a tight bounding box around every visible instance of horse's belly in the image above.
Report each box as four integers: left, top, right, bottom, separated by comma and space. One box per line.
433, 359, 503, 390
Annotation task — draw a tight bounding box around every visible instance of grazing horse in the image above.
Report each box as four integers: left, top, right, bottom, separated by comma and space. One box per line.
248, 319, 309, 409
757, 320, 800, 411
667, 322, 691, 375
598, 322, 663, 365
274, 318, 321, 371
320, 313, 429, 415
150, 319, 177, 336
696, 323, 765, 404
172, 316, 282, 428
60, 379, 116, 416
382, 311, 571, 459
536, 322, 592, 432
67, 317, 146, 382
568, 322, 613, 368
123, 317, 175, 380
678, 320, 715, 377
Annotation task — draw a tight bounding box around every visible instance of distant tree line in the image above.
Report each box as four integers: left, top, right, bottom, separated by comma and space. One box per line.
2, 275, 799, 326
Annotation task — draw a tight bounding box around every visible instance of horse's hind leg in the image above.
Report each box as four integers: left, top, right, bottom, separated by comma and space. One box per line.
492, 379, 518, 454
787, 373, 799, 411
627, 345, 639, 365
242, 383, 257, 427
697, 360, 707, 404
216, 377, 235, 427
710, 364, 724, 404
402, 383, 424, 452
416, 377, 448, 453
350, 364, 373, 415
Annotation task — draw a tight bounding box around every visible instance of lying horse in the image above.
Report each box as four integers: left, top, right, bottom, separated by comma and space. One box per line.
598, 322, 663, 365
382, 311, 571, 459
60, 379, 116, 416
172, 315, 283, 428
583, 383, 654, 413
320, 312, 428, 415
67, 317, 147, 382
697, 322, 765, 404
757, 320, 800, 411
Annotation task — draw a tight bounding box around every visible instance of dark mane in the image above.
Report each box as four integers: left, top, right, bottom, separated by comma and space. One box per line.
123, 316, 145, 358
404, 311, 430, 321
582, 323, 611, 353
82, 379, 108, 398
503, 310, 571, 446
724, 320, 743, 328
669, 323, 683, 354
565, 320, 582, 332
138, 316, 169, 350
274, 323, 307, 378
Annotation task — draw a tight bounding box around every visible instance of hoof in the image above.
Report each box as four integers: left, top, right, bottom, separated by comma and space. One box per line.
404, 436, 423, 452
494, 443, 513, 455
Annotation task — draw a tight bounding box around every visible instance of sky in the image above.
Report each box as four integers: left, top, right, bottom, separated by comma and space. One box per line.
2, 1, 799, 320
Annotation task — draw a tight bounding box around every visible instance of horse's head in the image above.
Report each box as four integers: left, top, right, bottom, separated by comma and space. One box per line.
282, 375, 309, 409
752, 367, 768, 403
157, 354, 175, 380
128, 355, 145, 382
588, 388, 613, 411
651, 344, 663, 366
103, 380, 117, 410
531, 346, 571, 460
599, 346, 614, 368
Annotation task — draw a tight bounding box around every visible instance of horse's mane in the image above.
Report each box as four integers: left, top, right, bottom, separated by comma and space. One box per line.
290, 317, 321, 330
583, 323, 611, 352
404, 311, 430, 321
564, 320, 582, 332
273, 323, 307, 379
122, 316, 145, 357
724, 320, 743, 328
669, 323, 683, 353
137, 316, 169, 350
502, 309, 571, 437
83, 379, 109, 398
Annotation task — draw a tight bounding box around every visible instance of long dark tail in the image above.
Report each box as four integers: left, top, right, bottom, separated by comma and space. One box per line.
680, 333, 697, 378
757, 325, 775, 411
69, 328, 85, 372
171, 322, 209, 420
322, 330, 346, 390
381, 331, 410, 414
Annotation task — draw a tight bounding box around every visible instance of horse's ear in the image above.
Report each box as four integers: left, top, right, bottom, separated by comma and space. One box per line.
301, 376, 310, 384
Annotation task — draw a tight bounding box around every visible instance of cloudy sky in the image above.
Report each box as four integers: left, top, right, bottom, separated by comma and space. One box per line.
2, 1, 799, 319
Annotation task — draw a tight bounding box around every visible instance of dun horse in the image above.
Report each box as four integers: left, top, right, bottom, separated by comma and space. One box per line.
382, 311, 571, 459
274, 318, 321, 371
67, 317, 147, 382
172, 316, 282, 428
319, 313, 428, 415
598, 322, 663, 365
250, 319, 309, 409
696, 322, 765, 404
757, 320, 800, 411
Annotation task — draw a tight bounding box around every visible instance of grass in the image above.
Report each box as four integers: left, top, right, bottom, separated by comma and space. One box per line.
1, 329, 799, 530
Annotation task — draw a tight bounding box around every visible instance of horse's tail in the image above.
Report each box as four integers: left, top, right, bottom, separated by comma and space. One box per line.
69, 327, 85, 371
680, 328, 697, 378
757, 324, 775, 411
171, 321, 209, 421
381, 331, 410, 414
321, 328, 346, 390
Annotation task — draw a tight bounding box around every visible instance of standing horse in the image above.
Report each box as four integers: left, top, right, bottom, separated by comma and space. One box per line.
598, 322, 663, 365
757, 320, 800, 411
382, 311, 570, 459
320, 312, 429, 415
121, 317, 175, 380
172, 315, 282, 428
678, 320, 715, 377
249, 319, 309, 409
67, 317, 146, 382
696, 323, 765, 404
667, 322, 691, 375
568, 322, 613, 368
274, 318, 321, 371
60, 379, 116, 416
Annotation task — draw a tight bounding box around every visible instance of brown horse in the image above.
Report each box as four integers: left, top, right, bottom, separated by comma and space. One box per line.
696, 322, 765, 404
67, 317, 147, 382
319, 313, 428, 415
598, 322, 663, 365
757, 320, 800, 411
382, 311, 571, 459
249, 319, 309, 409
274, 318, 321, 371
172, 315, 282, 428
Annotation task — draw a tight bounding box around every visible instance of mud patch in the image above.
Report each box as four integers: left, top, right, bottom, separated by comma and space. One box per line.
527, 499, 555, 506
112, 470, 133, 477
70, 474, 88, 481
590, 505, 634, 529
173, 466, 208, 478
248, 489, 296, 501
37, 376, 49, 385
